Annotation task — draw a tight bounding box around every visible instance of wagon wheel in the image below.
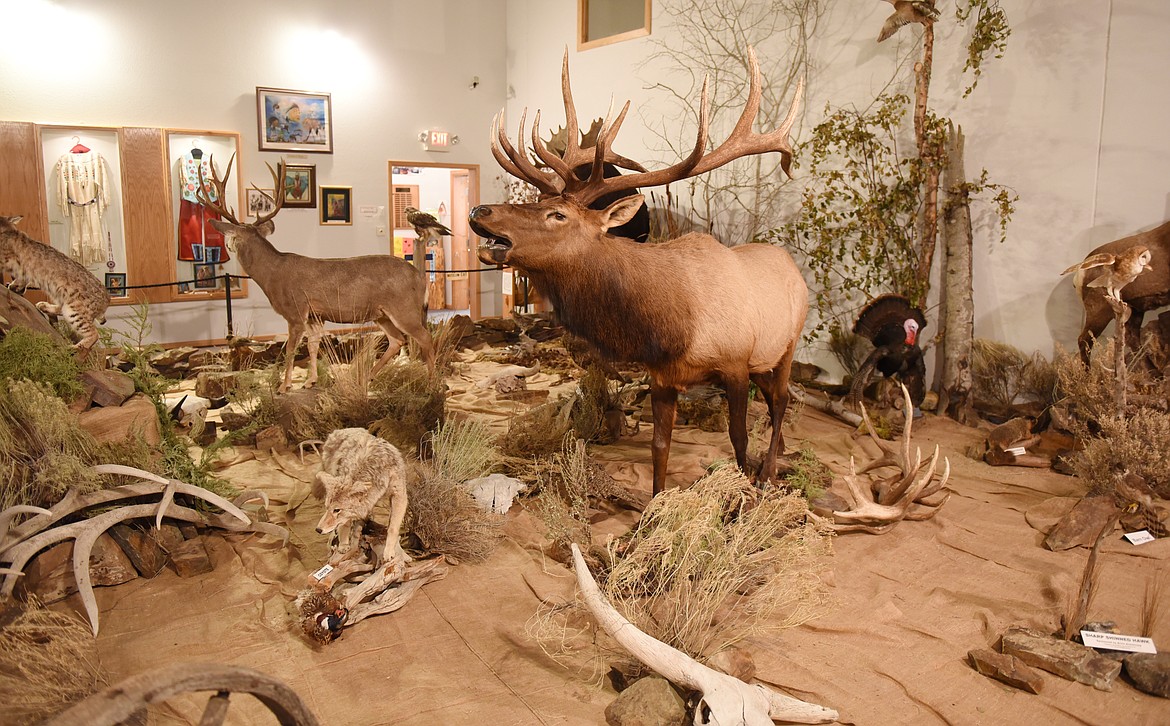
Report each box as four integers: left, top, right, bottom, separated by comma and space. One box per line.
45, 662, 319, 726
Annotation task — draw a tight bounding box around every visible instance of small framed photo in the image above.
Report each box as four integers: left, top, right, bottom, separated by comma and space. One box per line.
193, 263, 219, 290
282, 163, 317, 208
247, 188, 277, 220
105, 272, 127, 297
205, 246, 221, 264
320, 186, 353, 226
190, 243, 204, 262
256, 86, 333, 154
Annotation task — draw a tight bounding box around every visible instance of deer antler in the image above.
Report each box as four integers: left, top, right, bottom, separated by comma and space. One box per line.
195, 154, 285, 227
492, 46, 803, 206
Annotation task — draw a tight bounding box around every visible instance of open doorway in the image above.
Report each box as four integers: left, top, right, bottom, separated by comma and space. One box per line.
388, 161, 481, 319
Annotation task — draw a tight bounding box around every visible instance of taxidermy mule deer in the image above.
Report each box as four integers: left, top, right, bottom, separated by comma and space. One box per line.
0, 215, 109, 351
1070, 219, 1170, 364
471, 48, 806, 495
197, 158, 435, 393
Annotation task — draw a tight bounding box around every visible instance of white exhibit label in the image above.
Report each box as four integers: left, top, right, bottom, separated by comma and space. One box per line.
311, 564, 334, 581
1080, 630, 1157, 653
1005, 446, 1027, 456
359, 205, 379, 217
1123, 530, 1155, 545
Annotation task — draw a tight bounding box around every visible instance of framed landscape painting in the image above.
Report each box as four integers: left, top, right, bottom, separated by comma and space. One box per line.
256, 87, 333, 153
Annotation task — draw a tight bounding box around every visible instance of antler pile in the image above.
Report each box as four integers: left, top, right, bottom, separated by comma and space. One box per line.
0, 465, 287, 635
813, 384, 951, 534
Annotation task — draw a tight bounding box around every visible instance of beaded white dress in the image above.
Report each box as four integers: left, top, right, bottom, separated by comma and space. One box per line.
53, 150, 112, 265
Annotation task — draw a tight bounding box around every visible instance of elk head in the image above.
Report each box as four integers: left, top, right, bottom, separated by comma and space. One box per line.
472, 47, 803, 270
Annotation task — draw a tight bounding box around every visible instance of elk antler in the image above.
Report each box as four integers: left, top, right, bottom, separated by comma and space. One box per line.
571, 544, 837, 725
812, 385, 951, 534
195, 153, 285, 227
492, 46, 804, 206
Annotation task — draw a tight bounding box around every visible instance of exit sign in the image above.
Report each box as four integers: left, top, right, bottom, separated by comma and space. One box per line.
423, 129, 452, 152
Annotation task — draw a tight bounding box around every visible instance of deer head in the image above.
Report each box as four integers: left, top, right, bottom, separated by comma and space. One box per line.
195, 154, 285, 249
471, 46, 803, 268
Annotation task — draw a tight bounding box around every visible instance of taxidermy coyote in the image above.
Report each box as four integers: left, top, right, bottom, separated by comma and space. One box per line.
313, 428, 407, 557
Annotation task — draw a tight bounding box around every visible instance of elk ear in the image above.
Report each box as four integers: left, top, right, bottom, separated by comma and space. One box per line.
255, 220, 275, 238
599, 194, 645, 232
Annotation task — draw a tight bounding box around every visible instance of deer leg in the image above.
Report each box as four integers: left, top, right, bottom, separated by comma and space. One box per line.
384, 308, 436, 372
649, 384, 679, 497
281, 321, 307, 393
304, 321, 324, 388
723, 370, 750, 477
370, 317, 407, 379
1078, 295, 1113, 364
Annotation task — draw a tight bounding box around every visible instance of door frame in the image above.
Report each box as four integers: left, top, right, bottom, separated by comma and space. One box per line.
387, 161, 481, 319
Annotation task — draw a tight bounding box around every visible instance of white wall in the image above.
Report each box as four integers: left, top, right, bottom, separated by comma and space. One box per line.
504, 0, 1170, 368
0, 0, 507, 342
4, 1, 1168, 361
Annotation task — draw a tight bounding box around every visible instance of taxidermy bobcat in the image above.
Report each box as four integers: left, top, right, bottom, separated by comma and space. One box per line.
0, 215, 108, 351
312, 428, 407, 555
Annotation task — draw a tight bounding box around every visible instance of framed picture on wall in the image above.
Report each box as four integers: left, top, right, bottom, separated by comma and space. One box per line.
256, 87, 333, 153
282, 163, 317, 208
105, 273, 127, 297
193, 263, 219, 290
246, 188, 277, 220
319, 185, 353, 226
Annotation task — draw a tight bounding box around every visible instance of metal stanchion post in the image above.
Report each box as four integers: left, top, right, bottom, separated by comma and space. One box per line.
223, 274, 235, 340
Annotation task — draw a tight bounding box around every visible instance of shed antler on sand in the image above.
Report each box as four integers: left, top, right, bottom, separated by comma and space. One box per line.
0, 465, 287, 635
472, 47, 807, 495
571, 543, 838, 725
196, 156, 435, 393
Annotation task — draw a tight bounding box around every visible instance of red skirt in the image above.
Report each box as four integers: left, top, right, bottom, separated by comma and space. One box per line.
177, 199, 231, 262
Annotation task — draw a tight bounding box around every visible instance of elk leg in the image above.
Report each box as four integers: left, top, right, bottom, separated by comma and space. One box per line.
761, 346, 797, 483
281, 321, 306, 393
304, 321, 324, 388
650, 385, 679, 497
723, 371, 750, 477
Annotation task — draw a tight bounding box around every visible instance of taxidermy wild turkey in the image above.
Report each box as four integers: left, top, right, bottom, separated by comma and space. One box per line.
850, 294, 927, 415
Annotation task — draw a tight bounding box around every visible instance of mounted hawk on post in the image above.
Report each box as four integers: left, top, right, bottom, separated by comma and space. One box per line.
404, 207, 453, 238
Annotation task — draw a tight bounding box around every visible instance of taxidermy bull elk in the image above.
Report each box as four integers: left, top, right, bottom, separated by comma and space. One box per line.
1069, 219, 1170, 364
196, 158, 435, 392
471, 48, 806, 495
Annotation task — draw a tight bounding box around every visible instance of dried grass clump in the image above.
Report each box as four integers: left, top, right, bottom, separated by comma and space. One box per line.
603, 467, 832, 659
426, 416, 501, 483
570, 366, 614, 442
0, 328, 86, 401
972, 338, 1056, 409
0, 600, 108, 725
1071, 410, 1170, 498
525, 437, 620, 559
1055, 346, 1170, 498
501, 396, 575, 460
406, 466, 502, 564
829, 327, 869, 380
0, 380, 101, 509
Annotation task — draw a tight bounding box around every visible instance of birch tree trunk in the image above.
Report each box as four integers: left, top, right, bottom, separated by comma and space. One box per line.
939, 121, 977, 424
913, 25, 940, 296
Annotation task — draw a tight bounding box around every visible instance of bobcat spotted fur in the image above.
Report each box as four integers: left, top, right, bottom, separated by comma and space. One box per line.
0, 215, 109, 351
